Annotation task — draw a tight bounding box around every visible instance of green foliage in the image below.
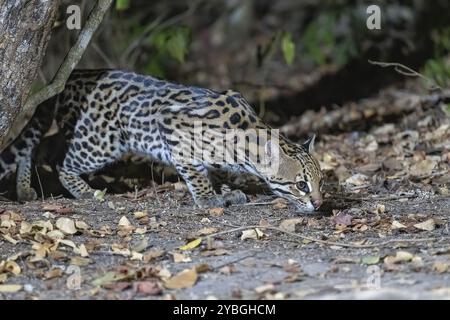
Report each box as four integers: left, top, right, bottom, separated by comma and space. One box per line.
166, 29, 191, 64
150, 26, 191, 63
302, 12, 358, 67
281, 32, 295, 66
116, 0, 131, 11
422, 27, 450, 88
145, 26, 191, 77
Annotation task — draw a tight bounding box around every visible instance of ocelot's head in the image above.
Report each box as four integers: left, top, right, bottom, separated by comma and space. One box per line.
262, 135, 324, 213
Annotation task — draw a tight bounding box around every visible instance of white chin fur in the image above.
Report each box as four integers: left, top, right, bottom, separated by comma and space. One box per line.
293, 201, 315, 214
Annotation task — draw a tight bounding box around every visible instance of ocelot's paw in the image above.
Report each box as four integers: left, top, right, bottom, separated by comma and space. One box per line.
79, 192, 94, 200
224, 189, 247, 205
17, 187, 37, 202
195, 195, 226, 208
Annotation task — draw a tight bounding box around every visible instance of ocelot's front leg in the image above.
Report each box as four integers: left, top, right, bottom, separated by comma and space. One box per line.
174, 162, 225, 208
59, 167, 95, 198
210, 170, 247, 205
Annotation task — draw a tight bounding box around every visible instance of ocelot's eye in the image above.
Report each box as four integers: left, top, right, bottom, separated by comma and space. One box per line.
296, 181, 309, 193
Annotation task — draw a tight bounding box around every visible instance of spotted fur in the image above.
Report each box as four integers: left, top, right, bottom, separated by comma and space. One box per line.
0, 70, 323, 213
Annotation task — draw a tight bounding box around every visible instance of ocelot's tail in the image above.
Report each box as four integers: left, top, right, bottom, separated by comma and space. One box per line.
0, 98, 56, 198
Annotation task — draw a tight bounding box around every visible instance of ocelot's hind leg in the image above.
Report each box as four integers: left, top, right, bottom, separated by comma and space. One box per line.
59, 167, 95, 199
58, 132, 122, 199
16, 158, 37, 201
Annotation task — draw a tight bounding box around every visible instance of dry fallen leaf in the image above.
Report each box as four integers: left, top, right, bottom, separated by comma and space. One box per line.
118, 216, 132, 227
134, 281, 162, 295
332, 213, 353, 228
164, 268, 198, 289
77, 244, 89, 257
143, 249, 164, 263
196, 227, 218, 236
208, 208, 224, 216
134, 227, 147, 235
75, 220, 89, 230
0, 284, 22, 293
254, 283, 275, 294
19, 221, 32, 235
241, 228, 264, 240
173, 182, 188, 192
384, 251, 415, 269
3, 261, 21, 275
130, 251, 143, 261
172, 252, 192, 263
195, 264, 212, 273
373, 204, 385, 214
272, 198, 288, 209
70, 257, 91, 266
433, 262, 449, 273
2, 234, 18, 245
279, 218, 303, 233
133, 211, 148, 219
201, 249, 230, 257
345, 173, 369, 186
92, 271, 127, 287
59, 239, 77, 249
179, 238, 202, 251
45, 268, 63, 279
219, 265, 236, 275
56, 217, 77, 235
132, 238, 149, 253
0, 274, 7, 283
410, 159, 436, 177
414, 219, 436, 231
392, 220, 407, 229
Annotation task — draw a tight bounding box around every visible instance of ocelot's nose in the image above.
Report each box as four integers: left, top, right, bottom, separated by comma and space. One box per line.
312, 199, 322, 210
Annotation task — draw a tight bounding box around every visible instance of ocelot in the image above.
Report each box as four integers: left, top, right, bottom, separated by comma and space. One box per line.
0, 70, 324, 212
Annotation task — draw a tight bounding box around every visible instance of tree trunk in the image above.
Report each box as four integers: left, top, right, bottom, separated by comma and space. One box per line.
0, 0, 60, 147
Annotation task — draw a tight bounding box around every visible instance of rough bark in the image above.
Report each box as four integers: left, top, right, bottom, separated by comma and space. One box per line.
0, 0, 60, 147
23, 0, 114, 116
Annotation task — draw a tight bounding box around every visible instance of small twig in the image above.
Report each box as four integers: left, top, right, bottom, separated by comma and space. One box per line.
368, 60, 443, 90
211, 253, 257, 270
91, 42, 115, 68
205, 225, 450, 249
90, 250, 128, 257
0, 195, 11, 202
414, 170, 448, 180
34, 166, 45, 201
329, 194, 418, 202
241, 201, 275, 206
150, 162, 161, 206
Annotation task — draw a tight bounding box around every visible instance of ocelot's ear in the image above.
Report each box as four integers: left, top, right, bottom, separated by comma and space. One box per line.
303, 134, 316, 153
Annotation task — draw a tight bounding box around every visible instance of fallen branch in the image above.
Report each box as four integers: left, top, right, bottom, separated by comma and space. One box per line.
21, 0, 113, 116
205, 225, 450, 249
329, 194, 418, 202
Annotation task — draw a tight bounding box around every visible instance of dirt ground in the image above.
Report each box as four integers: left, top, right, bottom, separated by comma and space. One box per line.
1, 83, 450, 300
1, 188, 450, 300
